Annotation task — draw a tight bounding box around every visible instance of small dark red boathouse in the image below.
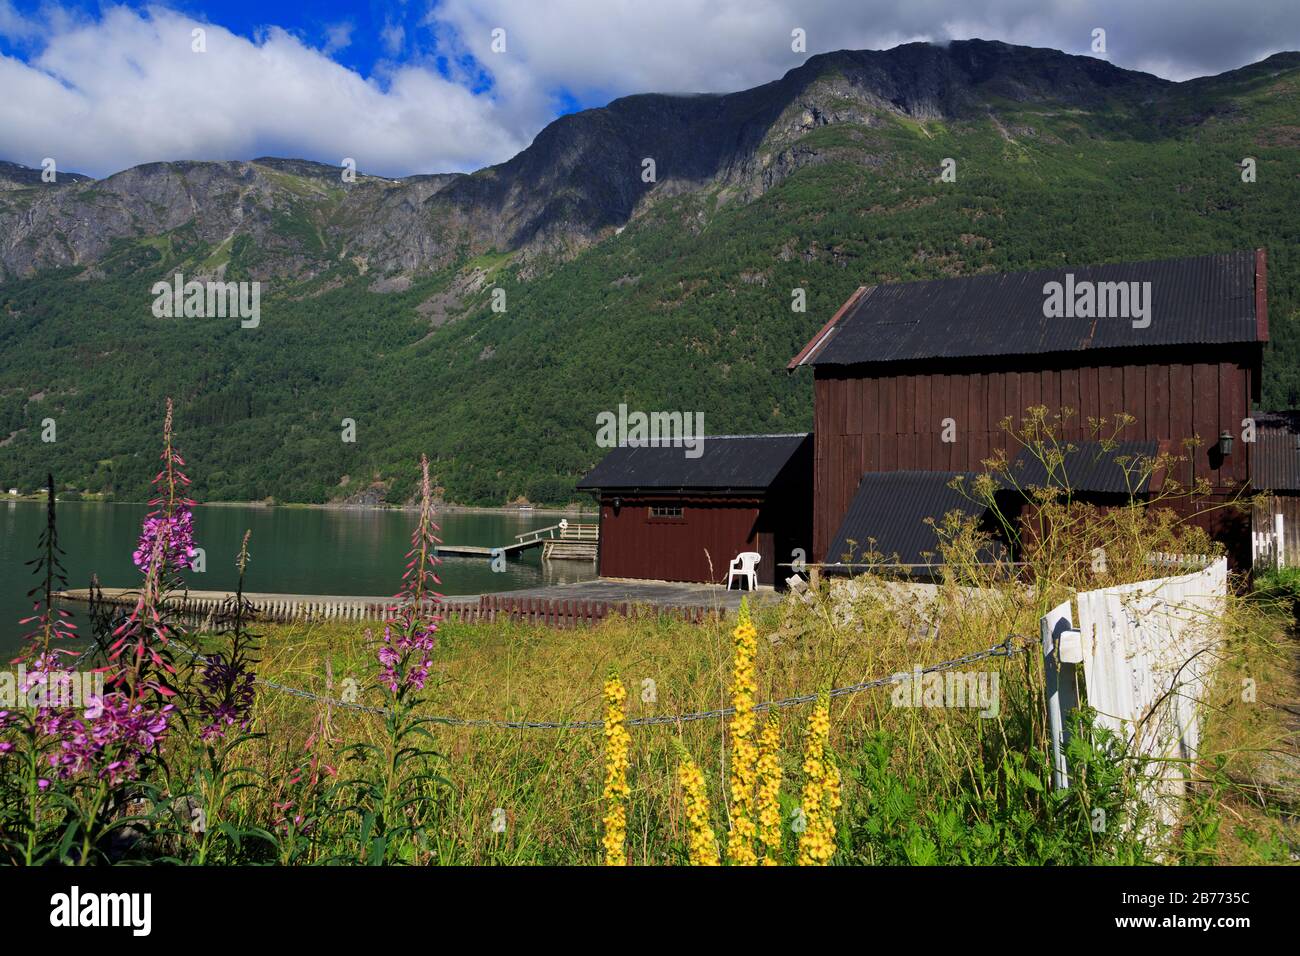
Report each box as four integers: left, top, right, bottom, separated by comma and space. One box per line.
577, 434, 812, 586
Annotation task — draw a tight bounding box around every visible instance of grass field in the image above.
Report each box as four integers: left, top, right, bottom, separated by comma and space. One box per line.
172, 566, 1295, 865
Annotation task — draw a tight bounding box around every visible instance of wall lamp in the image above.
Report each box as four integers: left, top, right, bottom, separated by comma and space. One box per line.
1217, 430, 1233, 457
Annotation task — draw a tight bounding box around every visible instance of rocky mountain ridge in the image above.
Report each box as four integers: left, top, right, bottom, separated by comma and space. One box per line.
2, 38, 1257, 283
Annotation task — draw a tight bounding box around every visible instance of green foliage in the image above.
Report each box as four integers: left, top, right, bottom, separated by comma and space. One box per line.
1252, 565, 1300, 603
842, 715, 1154, 865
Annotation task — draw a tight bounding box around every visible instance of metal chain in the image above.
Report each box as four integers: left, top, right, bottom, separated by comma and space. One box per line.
173, 633, 1028, 729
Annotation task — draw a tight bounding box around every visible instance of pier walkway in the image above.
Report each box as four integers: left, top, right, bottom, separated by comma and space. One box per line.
436, 521, 598, 561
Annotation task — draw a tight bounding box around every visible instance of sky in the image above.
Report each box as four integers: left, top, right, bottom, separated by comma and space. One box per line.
1, 0, 1298, 179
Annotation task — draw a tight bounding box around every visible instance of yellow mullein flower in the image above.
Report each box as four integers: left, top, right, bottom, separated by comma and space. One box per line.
675, 746, 720, 866
602, 673, 632, 866
824, 757, 843, 820
727, 599, 760, 865
755, 713, 783, 865
797, 693, 838, 865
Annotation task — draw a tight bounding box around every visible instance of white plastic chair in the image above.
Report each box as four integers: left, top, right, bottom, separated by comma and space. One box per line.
727, 552, 761, 591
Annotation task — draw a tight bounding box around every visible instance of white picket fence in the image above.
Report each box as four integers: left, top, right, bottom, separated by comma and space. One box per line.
1042, 558, 1228, 835
1142, 551, 1212, 571
1252, 512, 1285, 570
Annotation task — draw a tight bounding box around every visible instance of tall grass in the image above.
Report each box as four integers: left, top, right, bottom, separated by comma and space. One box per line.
198, 592, 1095, 864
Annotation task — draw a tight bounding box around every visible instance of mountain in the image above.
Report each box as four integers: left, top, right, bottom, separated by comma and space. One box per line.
0, 41, 1179, 281
0, 161, 93, 193
1, 39, 1299, 504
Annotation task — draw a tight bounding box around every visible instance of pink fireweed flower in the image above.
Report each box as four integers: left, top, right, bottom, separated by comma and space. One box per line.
377, 621, 438, 692
19, 653, 74, 698
376, 456, 442, 695
16, 654, 83, 736
41, 398, 194, 786
108, 398, 193, 705
47, 694, 174, 786
133, 399, 197, 576
132, 510, 196, 573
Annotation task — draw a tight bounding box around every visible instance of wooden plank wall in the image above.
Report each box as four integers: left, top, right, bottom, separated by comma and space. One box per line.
813, 356, 1255, 560
598, 495, 766, 584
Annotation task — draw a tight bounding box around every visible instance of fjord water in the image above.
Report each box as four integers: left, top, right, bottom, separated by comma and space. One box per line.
0, 500, 595, 659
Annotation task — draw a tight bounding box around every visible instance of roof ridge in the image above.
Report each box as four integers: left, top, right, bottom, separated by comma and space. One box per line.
857, 249, 1254, 289
610, 432, 807, 446
790, 249, 1264, 367
693, 432, 809, 439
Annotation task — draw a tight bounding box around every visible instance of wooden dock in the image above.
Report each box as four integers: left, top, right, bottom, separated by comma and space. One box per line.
437, 521, 598, 562
434, 540, 541, 558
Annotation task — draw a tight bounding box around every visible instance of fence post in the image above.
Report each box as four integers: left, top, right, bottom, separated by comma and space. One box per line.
1041, 599, 1082, 790
1276, 512, 1286, 569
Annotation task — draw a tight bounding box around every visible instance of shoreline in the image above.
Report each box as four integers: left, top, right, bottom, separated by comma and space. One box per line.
5, 497, 594, 516
217, 501, 596, 515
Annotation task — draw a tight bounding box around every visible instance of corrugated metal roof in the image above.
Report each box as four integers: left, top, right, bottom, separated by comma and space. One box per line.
793, 251, 1262, 366
576, 434, 810, 491
1252, 412, 1300, 492
826, 471, 1001, 567
1009, 440, 1158, 495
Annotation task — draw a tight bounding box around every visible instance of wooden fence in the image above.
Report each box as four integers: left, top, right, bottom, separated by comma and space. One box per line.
65, 590, 721, 630
1142, 551, 1213, 571
441, 595, 719, 628
1251, 509, 1286, 570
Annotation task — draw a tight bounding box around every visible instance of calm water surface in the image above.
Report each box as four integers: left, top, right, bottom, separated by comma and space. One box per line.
0, 501, 595, 658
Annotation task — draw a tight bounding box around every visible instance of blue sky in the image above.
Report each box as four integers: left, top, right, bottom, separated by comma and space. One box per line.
1, 1, 1297, 179
3, 1, 470, 83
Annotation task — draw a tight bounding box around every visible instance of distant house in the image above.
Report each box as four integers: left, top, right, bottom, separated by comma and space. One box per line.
577, 434, 812, 586
7, 488, 16, 496
789, 250, 1269, 568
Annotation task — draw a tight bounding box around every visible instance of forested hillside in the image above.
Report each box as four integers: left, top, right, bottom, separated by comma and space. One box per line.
1, 40, 1298, 504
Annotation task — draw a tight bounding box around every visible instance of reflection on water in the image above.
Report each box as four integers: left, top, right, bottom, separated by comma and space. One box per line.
0, 500, 597, 657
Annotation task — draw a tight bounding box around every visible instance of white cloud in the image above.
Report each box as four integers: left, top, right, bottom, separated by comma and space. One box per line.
323, 21, 353, 55
380, 21, 405, 57
0, 5, 532, 178
0, 1, 1295, 179
0, 0, 39, 39
428, 0, 1296, 94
